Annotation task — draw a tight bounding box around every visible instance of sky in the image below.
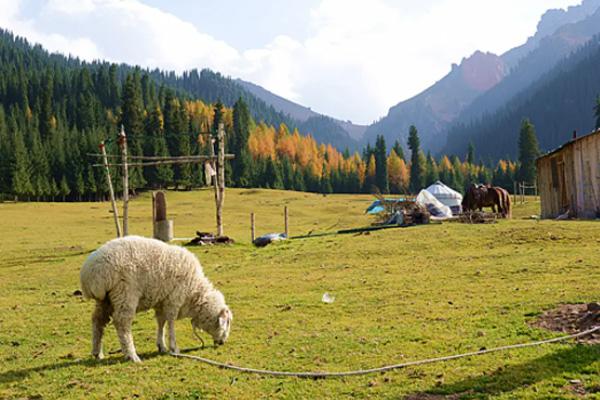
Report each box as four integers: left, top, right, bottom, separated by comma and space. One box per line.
0, 0, 584, 124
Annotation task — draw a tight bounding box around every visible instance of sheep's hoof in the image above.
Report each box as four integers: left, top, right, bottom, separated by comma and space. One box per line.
128, 354, 142, 363
157, 344, 168, 353
170, 347, 180, 355
93, 352, 104, 360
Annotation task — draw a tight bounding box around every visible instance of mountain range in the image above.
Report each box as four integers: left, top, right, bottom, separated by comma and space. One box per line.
234, 0, 600, 158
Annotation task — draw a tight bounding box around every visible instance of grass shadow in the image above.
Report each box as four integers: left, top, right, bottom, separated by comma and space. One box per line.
404, 344, 600, 399
0, 346, 204, 385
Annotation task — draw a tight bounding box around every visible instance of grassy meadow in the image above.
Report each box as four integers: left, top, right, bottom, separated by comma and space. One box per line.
1, 189, 599, 399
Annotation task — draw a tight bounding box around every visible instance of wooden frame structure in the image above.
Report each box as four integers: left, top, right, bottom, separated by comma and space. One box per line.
91, 123, 233, 238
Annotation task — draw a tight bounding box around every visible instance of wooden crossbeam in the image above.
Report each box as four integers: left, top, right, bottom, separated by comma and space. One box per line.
87, 153, 234, 161
92, 155, 234, 168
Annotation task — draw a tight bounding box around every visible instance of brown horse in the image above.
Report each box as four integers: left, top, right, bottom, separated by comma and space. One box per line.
493, 186, 512, 219
462, 184, 503, 214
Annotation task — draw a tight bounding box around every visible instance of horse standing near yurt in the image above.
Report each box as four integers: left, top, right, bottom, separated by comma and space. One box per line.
462, 184, 504, 215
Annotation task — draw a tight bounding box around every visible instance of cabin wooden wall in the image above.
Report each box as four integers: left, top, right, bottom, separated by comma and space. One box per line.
537, 132, 600, 219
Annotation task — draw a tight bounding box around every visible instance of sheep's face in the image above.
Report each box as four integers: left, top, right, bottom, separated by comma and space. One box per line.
192, 301, 232, 346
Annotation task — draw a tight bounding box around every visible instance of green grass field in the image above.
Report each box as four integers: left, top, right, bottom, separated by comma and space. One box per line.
1, 189, 599, 399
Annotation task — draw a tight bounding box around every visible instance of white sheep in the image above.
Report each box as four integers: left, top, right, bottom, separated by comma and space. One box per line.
80, 236, 232, 362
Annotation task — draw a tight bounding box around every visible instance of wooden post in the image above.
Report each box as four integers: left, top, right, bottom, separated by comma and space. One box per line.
100, 141, 122, 238
152, 191, 173, 242
119, 125, 130, 236
513, 181, 517, 204
251, 212, 255, 243
284, 206, 289, 237
216, 123, 225, 236
209, 133, 219, 226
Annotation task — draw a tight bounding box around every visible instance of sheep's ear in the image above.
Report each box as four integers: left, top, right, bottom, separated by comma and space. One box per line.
218, 308, 231, 328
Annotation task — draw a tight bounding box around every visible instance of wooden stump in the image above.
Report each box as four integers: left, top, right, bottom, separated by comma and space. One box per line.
152, 191, 173, 242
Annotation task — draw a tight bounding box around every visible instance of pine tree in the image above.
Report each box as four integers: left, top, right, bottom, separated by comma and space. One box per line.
39, 69, 54, 139
450, 156, 464, 192
265, 157, 284, 189
76, 67, 97, 132
408, 125, 424, 193
467, 142, 475, 165
175, 104, 192, 189
0, 106, 9, 196
424, 153, 439, 186
232, 98, 252, 186
392, 140, 405, 161
29, 129, 51, 200
281, 156, 294, 190
59, 175, 70, 202
517, 119, 540, 184
10, 129, 33, 201
293, 167, 306, 191
320, 162, 333, 194
120, 71, 146, 191
144, 106, 173, 188
374, 135, 389, 194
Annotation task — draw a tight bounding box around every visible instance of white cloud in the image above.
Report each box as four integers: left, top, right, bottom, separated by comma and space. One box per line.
0, 0, 584, 124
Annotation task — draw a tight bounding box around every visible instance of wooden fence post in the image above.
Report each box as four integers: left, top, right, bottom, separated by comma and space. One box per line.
216, 123, 225, 236
118, 125, 129, 236
284, 206, 289, 237
100, 141, 122, 238
152, 191, 173, 242
251, 212, 255, 243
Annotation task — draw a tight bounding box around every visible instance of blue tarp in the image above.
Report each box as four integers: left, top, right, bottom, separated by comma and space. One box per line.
365, 198, 409, 214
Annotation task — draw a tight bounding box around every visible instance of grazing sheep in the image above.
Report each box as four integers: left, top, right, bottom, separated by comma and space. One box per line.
80, 236, 232, 363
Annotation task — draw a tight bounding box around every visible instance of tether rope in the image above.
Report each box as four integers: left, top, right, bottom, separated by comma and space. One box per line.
170, 326, 600, 378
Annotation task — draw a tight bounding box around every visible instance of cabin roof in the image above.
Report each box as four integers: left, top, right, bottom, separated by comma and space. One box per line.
537, 129, 600, 162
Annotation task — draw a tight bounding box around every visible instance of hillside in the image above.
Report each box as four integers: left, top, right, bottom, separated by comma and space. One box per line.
442, 35, 600, 160
237, 78, 364, 147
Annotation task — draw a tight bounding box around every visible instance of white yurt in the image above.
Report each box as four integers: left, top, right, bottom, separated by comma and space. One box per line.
425, 181, 463, 215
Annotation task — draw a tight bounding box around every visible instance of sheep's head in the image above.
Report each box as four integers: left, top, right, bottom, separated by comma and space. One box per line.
191, 290, 232, 346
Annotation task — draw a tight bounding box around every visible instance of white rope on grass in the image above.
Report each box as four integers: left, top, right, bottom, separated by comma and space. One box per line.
170, 326, 600, 378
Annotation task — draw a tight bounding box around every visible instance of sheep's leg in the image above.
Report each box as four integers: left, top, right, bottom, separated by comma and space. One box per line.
113, 306, 141, 363
167, 315, 179, 354
167, 320, 179, 354
91, 299, 112, 360
155, 311, 168, 353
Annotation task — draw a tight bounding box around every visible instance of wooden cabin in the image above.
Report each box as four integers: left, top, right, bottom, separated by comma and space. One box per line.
536, 129, 600, 219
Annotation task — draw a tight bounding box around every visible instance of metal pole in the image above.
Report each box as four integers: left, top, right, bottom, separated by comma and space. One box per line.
119, 125, 129, 236
216, 123, 225, 237
100, 142, 122, 238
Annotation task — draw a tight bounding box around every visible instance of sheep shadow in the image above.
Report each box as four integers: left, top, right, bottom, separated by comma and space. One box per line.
403, 344, 600, 399
0, 347, 204, 385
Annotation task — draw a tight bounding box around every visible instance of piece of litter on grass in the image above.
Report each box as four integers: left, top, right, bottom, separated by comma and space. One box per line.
321, 293, 335, 304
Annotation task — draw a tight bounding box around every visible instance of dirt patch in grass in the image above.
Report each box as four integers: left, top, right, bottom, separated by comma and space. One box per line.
530, 303, 600, 344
